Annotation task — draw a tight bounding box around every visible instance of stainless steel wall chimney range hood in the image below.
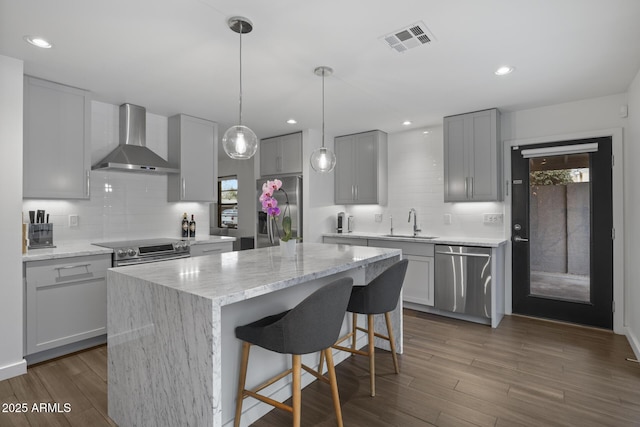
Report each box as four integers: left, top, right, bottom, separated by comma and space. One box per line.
92, 103, 179, 173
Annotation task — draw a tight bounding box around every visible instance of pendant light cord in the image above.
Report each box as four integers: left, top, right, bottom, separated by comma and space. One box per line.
238, 21, 243, 126
321, 69, 325, 148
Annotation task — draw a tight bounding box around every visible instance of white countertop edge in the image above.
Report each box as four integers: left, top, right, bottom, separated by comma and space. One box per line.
23, 244, 113, 262
23, 235, 237, 262
323, 232, 507, 247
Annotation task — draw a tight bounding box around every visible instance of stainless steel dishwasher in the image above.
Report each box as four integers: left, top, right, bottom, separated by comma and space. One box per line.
435, 245, 492, 318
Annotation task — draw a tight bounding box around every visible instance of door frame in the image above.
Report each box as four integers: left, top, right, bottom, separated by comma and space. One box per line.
503, 128, 625, 334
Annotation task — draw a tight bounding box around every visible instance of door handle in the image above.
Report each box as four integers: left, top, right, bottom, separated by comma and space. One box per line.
513, 236, 529, 242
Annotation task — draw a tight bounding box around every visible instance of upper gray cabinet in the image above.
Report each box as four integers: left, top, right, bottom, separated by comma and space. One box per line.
167, 114, 217, 202
260, 132, 302, 177
443, 108, 502, 202
23, 76, 91, 199
334, 130, 387, 205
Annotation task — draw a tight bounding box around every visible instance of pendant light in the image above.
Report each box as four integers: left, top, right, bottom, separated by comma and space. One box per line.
310, 66, 337, 173
223, 17, 258, 160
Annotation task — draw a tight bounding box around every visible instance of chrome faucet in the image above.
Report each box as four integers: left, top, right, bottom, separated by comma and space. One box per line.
408, 208, 421, 236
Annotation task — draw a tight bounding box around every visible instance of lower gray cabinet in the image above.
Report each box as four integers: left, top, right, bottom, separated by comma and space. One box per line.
24, 254, 110, 358
368, 239, 435, 307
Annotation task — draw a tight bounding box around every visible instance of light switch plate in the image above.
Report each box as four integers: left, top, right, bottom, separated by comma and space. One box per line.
443, 214, 452, 225
374, 213, 383, 223
69, 214, 79, 227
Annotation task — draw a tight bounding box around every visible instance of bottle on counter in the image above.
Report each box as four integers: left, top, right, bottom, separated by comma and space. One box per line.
189, 214, 196, 238
182, 213, 189, 238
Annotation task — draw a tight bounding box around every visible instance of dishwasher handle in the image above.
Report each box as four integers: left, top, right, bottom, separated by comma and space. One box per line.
435, 251, 491, 258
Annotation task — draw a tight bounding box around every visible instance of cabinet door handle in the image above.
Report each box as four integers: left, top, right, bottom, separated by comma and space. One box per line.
464, 177, 469, 199
351, 185, 355, 200
469, 177, 474, 198
54, 263, 91, 270
182, 178, 186, 199
355, 185, 358, 201
86, 170, 91, 198
505, 179, 509, 197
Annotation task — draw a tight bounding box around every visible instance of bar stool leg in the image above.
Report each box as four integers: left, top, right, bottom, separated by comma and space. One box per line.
351, 312, 358, 353
324, 348, 344, 427
384, 311, 400, 374
367, 314, 376, 397
292, 354, 302, 427
234, 342, 251, 427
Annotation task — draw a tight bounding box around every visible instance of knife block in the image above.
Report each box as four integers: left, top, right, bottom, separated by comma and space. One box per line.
28, 223, 55, 249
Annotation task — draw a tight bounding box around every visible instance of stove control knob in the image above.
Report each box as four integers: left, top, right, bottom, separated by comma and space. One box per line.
127, 248, 137, 257
117, 249, 127, 257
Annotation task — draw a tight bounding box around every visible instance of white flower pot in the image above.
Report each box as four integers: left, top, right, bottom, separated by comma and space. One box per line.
279, 239, 297, 258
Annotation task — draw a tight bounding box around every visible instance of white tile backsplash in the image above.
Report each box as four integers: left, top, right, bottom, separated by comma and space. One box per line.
24, 101, 210, 243
338, 126, 505, 239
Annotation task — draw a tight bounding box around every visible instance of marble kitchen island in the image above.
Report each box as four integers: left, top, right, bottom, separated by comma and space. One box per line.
107, 243, 402, 427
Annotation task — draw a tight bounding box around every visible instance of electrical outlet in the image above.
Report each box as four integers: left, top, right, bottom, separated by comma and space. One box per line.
374, 213, 383, 223
483, 213, 503, 224
443, 214, 452, 225
69, 214, 79, 227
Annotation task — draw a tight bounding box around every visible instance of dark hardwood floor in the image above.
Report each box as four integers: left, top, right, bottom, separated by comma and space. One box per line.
1, 310, 639, 426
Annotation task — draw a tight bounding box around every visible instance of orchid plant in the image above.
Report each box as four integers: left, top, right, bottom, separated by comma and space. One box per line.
259, 179, 293, 242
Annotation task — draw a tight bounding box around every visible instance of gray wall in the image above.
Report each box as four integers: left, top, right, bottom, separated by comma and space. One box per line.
530, 183, 589, 275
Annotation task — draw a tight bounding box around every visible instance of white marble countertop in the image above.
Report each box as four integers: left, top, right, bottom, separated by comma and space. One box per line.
22, 235, 237, 262
323, 232, 507, 247
108, 242, 402, 306
22, 242, 113, 262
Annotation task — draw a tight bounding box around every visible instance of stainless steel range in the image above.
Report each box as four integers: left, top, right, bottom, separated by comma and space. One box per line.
93, 238, 190, 266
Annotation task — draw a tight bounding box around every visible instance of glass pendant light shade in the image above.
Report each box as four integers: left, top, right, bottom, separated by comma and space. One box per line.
224, 17, 257, 160
311, 66, 336, 173
310, 146, 336, 172
222, 125, 258, 159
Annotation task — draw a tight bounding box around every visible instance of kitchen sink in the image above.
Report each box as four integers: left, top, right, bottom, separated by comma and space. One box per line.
384, 234, 438, 240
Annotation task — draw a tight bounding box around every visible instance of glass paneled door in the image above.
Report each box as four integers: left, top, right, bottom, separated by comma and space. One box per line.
511, 137, 613, 329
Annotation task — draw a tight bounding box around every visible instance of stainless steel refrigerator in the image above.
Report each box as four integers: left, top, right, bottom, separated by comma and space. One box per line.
256, 175, 302, 248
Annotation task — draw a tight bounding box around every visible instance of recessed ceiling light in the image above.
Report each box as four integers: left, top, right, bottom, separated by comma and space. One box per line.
23, 35, 53, 49
423, 130, 430, 134
402, 120, 412, 126
495, 66, 514, 76
286, 119, 297, 124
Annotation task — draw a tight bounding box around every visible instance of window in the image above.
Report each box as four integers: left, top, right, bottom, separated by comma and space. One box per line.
218, 176, 238, 229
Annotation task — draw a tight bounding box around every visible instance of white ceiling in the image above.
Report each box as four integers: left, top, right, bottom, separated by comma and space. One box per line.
2, 0, 640, 140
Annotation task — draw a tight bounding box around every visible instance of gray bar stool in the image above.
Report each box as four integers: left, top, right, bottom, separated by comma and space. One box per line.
322, 259, 408, 397
234, 277, 353, 427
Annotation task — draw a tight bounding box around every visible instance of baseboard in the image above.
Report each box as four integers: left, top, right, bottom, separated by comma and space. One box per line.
0, 358, 27, 381
626, 327, 640, 360
226, 333, 368, 427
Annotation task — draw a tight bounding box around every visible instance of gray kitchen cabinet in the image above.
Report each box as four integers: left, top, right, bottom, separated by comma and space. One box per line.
368, 239, 435, 306
260, 132, 302, 177
23, 76, 91, 199
443, 108, 502, 202
168, 114, 218, 202
334, 130, 387, 205
189, 241, 233, 257
24, 254, 110, 362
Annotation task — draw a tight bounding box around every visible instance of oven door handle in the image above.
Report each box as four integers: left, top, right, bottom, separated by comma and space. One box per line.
115, 253, 191, 267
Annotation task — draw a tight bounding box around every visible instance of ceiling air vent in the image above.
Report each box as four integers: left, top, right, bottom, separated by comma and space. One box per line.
380, 21, 435, 53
